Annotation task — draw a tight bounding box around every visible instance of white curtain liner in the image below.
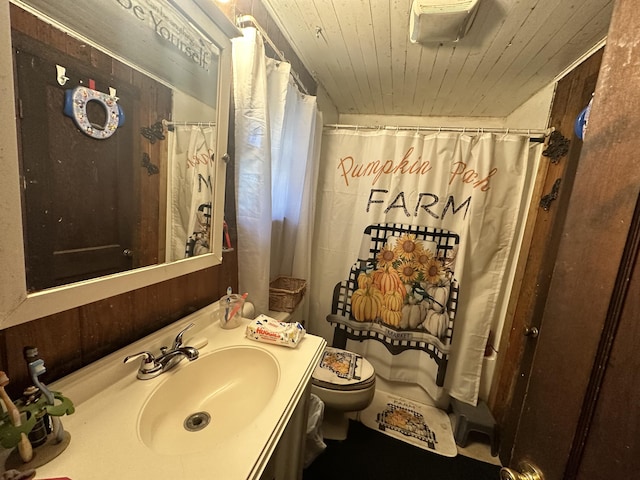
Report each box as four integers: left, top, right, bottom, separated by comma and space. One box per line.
235, 14, 309, 95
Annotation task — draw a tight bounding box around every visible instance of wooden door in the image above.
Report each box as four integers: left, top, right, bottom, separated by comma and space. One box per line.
503, 1, 640, 478
10, 2, 173, 293
493, 44, 603, 479
14, 33, 136, 291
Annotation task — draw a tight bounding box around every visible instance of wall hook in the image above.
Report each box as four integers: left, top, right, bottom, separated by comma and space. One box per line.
56, 64, 69, 86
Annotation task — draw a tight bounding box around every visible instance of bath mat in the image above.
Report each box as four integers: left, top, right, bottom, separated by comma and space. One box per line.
359, 390, 457, 457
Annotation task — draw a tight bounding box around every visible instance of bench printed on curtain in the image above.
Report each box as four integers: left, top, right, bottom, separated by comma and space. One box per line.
327, 222, 459, 386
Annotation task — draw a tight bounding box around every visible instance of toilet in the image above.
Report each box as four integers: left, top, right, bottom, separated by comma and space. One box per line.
266, 305, 376, 441
310, 346, 376, 440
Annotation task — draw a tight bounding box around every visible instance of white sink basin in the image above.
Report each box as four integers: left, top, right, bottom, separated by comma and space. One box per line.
138, 345, 280, 455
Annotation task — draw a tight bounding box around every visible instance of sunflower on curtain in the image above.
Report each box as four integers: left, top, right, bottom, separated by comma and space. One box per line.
231, 27, 322, 314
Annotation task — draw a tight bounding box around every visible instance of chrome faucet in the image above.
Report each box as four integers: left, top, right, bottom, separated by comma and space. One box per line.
124, 323, 200, 380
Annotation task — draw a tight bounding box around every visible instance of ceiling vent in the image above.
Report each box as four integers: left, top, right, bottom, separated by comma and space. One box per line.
409, 0, 481, 44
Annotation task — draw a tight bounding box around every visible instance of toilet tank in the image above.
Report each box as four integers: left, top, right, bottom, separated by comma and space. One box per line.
268, 297, 306, 324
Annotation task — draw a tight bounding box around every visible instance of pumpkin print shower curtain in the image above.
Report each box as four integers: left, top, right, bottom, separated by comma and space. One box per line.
308, 129, 541, 405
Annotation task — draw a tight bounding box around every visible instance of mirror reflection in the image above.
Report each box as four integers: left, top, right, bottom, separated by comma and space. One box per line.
11, 0, 221, 292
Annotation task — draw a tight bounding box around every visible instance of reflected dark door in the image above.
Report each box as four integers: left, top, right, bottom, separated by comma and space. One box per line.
14, 36, 135, 291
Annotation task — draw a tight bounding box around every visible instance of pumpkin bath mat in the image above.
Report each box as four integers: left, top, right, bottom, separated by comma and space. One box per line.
359, 390, 457, 457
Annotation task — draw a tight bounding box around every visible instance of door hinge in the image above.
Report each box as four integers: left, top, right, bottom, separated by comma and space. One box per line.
18, 98, 24, 119
540, 178, 562, 211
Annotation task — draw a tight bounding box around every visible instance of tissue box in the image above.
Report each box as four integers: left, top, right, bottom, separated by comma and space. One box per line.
245, 314, 305, 348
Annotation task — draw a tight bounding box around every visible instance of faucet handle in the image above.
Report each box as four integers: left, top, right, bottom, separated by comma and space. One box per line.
172, 323, 195, 349
124, 351, 163, 380
123, 351, 156, 371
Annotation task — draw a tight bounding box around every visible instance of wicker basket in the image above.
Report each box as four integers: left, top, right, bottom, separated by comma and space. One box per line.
269, 276, 307, 313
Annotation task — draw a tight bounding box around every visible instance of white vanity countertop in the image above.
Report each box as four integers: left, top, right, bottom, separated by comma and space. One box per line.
26, 302, 325, 480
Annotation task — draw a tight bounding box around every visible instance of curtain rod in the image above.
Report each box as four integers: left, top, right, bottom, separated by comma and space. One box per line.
324, 124, 552, 141
163, 120, 216, 131
235, 14, 309, 95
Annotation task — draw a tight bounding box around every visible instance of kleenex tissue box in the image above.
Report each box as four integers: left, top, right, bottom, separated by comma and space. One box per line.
245, 314, 305, 348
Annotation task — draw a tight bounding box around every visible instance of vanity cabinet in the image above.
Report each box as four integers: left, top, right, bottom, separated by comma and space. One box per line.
261, 383, 312, 480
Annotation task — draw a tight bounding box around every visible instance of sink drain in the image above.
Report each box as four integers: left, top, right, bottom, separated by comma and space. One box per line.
184, 411, 211, 432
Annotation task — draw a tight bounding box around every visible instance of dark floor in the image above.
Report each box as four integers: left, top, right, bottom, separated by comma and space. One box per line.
303, 420, 501, 480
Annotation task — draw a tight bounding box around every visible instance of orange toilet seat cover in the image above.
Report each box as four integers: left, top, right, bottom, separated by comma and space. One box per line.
312, 346, 375, 387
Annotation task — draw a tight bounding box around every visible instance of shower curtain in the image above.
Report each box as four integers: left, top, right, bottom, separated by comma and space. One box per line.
168, 126, 217, 261
310, 129, 541, 405
232, 27, 322, 314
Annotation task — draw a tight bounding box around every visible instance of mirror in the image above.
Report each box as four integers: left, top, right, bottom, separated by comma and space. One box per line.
0, 0, 238, 329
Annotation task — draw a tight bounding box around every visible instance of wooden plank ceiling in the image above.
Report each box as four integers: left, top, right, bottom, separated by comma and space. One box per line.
260, 0, 614, 117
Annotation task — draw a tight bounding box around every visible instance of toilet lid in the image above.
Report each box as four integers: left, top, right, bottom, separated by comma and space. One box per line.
312, 347, 375, 391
